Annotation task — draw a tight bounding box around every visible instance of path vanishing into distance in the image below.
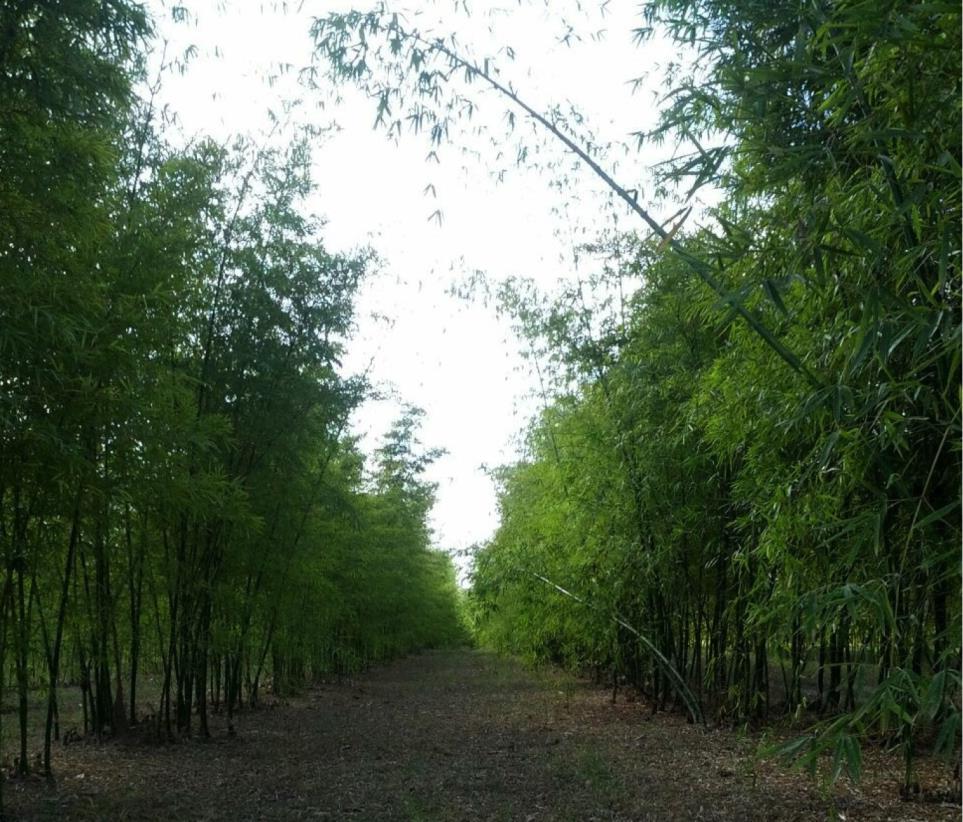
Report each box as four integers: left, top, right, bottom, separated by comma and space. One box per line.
7, 650, 958, 821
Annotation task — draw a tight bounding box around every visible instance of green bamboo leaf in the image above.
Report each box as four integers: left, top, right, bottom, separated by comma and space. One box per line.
914, 500, 960, 530
935, 711, 961, 757
761, 279, 789, 316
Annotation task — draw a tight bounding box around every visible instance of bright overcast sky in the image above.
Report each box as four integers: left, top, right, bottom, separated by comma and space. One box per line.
147, 0, 696, 576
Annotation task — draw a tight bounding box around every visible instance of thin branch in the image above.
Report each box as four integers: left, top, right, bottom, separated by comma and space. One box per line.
403, 28, 820, 387
529, 569, 706, 726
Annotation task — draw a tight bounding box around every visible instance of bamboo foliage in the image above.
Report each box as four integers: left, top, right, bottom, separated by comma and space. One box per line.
310, 0, 959, 782
0, 0, 466, 795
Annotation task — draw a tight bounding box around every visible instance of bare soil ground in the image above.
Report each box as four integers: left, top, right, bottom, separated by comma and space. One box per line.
4, 649, 960, 820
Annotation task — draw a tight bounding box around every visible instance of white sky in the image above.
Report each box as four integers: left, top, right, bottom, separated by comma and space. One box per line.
148, 1, 694, 577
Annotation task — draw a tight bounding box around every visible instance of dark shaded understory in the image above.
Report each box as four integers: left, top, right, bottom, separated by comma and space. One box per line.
6, 649, 959, 820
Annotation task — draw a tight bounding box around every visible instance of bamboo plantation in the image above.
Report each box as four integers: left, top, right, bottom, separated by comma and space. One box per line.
454, 0, 961, 787
315, 0, 956, 789
1, 0, 960, 817
312, 0, 961, 786
0, 0, 464, 789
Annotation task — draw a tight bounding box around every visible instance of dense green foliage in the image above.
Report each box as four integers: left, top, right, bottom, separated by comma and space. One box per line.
469, 0, 961, 785
2, 0, 958, 804
311, 0, 961, 787
0, 0, 464, 786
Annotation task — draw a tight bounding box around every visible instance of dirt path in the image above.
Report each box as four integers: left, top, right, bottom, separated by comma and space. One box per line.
6, 649, 959, 820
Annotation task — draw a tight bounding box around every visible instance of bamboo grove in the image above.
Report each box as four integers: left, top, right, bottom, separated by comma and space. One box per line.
310, 0, 962, 784
467, 0, 962, 783
0, 0, 465, 784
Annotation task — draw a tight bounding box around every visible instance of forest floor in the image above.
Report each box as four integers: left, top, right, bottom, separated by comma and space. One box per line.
4, 649, 960, 820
